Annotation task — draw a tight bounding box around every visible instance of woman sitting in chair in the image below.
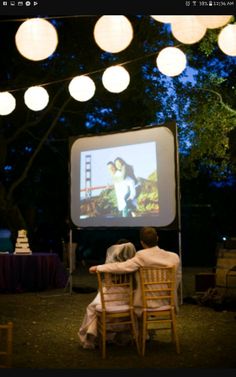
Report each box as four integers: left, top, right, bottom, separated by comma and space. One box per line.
78, 240, 136, 349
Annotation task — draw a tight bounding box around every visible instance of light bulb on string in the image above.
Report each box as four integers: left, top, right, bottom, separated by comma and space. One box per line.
218, 23, 236, 56
102, 66, 130, 93
24, 86, 49, 111
68, 76, 96, 102
94, 15, 133, 53
0, 92, 16, 116
15, 18, 58, 61
156, 47, 187, 77
151, 15, 179, 24
198, 15, 232, 29
171, 16, 207, 45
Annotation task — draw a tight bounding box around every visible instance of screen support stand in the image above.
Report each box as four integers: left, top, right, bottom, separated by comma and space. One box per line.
69, 228, 74, 294
178, 230, 183, 305
64, 228, 73, 294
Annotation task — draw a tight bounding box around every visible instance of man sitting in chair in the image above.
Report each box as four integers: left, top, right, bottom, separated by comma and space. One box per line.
89, 227, 181, 315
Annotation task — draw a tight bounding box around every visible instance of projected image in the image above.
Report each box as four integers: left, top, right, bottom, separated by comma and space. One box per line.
80, 142, 158, 219
70, 125, 177, 228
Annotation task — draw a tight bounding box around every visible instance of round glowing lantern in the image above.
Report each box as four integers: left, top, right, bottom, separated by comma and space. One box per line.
94, 15, 133, 53
156, 47, 187, 77
15, 18, 58, 61
0, 92, 16, 116
218, 24, 236, 56
171, 16, 207, 44
198, 15, 232, 29
151, 15, 178, 24
24, 86, 49, 111
68, 76, 96, 102
102, 66, 130, 93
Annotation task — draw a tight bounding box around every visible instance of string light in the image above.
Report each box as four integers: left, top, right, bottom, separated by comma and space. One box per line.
156, 47, 187, 77
68, 76, 96, 102
0, 15, 234, 115
93, 15, 133, 53
15, 18, 58, 61
0, 92, 16, 116
102, 66, 130, 93
24, 86, 49, 111
218, 24, 236, 56
170, 16, 207, 45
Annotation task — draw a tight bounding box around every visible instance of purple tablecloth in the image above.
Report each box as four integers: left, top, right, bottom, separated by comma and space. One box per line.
0, 253, 68, 293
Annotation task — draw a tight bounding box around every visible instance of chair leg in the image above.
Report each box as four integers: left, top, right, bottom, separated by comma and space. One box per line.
0, 322, 13, 368
101, 322, 106, 359
141, 314, 147, 356
171, 311, 180, 354
130, 312, 140, 354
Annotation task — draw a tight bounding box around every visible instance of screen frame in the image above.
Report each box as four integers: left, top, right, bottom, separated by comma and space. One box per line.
69, 121, 180, 230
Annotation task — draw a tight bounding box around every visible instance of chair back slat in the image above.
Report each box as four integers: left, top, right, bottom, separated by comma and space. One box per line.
97, 271, 133, 309
95, 270, 140, 358
138, 266, 180, 356
139, 266, 176, 309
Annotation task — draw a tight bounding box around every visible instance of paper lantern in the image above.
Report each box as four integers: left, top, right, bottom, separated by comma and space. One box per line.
218, 24, 236, 56
102, 66, 130, 93
198, 15, 232, 29
0, 92, 16, 116
156, 47, 187, 77
151, 16, 178, 24
68, 76, 96, 102
15, 18, 58, 61
94, 15, 133, 53
171, 16, 207, 44
24, 86, 49, 111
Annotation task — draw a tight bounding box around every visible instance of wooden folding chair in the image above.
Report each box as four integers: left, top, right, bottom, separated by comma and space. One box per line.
95, 271, 140, 359
139, 266, 180, 356
0, 321, 13, 368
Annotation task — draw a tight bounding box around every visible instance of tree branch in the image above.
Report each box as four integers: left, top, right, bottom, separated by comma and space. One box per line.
7, 96, 71, 201
196, 87, 236, 116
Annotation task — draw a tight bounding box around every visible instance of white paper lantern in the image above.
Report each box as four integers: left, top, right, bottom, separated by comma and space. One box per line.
198, 15, 232, 29
15, 18, 58, 61
171, 16, 207, 44
24, 86, 49, 111
151, 15, 178, 24
94, 15, 133, 53
218, 24, 236, 56
0, 92, 16, 116
102, 66, 130, 93
156, 47, 187, 77
68, 76, 96, 102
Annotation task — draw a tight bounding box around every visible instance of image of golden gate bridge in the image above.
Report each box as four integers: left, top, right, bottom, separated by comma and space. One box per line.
79, 142, 160, 219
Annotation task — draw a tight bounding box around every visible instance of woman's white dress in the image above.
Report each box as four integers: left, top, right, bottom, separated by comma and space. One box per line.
77, 242, 136, 349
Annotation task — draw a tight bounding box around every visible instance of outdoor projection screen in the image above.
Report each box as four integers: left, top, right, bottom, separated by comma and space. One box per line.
70, 123, 179, 229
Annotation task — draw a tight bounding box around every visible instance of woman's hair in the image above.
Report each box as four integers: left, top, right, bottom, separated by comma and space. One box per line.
113, 242, 136, 262
105, 242, 136, 264
106, 242, 137, 287
114, 157, 125, 166
114, 157, 138, 183
107, 161, 115, 167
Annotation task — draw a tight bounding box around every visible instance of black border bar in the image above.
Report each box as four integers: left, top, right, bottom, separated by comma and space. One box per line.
0, 0, 235, 16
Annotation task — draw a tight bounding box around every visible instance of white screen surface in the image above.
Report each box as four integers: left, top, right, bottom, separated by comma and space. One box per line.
70, 125, 177, 228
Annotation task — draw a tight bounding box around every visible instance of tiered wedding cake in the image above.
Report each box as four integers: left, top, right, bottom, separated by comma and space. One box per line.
14, 229, 32, 255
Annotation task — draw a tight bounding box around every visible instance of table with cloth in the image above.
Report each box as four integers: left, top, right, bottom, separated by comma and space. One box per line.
0, 253, 68, 293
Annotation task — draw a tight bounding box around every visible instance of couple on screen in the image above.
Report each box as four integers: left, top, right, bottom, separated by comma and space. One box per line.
107, 157, 141, 217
